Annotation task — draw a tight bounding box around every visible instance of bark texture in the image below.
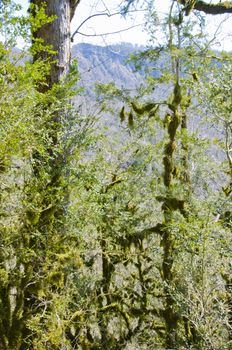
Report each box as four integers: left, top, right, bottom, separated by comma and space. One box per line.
31, 0, 71, 88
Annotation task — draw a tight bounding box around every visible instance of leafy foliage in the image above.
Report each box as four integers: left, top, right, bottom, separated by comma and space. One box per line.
0, 1, 231, 349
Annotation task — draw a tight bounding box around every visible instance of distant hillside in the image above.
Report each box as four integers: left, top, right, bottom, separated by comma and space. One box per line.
71, 43, 145, 94
71, 43, 224, 144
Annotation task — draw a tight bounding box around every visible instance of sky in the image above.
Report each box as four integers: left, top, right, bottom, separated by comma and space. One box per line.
15, 0, 232, 50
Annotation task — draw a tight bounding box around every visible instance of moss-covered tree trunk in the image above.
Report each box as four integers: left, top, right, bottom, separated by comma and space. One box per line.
161, 82, 183, 348
29, 0, 72, 231
0, 1, 80, 349
159, 9, 192, 347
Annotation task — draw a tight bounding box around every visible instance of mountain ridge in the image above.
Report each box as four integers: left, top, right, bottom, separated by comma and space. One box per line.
72, 42, 145, 93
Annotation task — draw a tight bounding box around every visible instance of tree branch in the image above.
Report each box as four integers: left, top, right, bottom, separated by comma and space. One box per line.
72, 23, 144, 40
71, 9, 145, 41
178, 0, 232, 15
70, 0, 81, 21
116, 223, 164, 248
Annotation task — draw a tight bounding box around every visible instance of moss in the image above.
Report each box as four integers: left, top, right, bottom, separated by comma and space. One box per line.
168, 112, 181, 140
39, 205, 56, 232
0, 268, 8, 286
173, 83, 182, 105
128, 111, 134, 128
163, 156, 174, 187
184, 0, 196, 16
119, 105, 126, 123
142, 102, 158, 113
161, 198, 185, 212
131, 101, 157, 115
168, 103, 176, 112
48, 270, 64, 288
26, 208, 40, 225
71, 310, 83, 322
172, 166, 180, 178
165, 141, 177, 156
131, 101, 145, 115
163, 113, 172, 128
0, 157, 9, 173
148, 105, 159, 118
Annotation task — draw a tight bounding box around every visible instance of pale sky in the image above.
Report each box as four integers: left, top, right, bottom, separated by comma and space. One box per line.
15, 0, 232, 50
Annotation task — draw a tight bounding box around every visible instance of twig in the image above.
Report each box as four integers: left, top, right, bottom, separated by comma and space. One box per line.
73, 23, 144, 39
71, 9, 146, 41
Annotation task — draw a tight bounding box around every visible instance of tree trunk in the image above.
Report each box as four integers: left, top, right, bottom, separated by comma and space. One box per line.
0, 2, 79, 349
31, 0, 71, 89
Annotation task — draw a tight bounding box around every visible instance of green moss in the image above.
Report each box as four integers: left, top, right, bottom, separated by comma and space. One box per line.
26, 208, 40, 225
168, 113, 181, 140
128, 111, 134, 128
48, 270, 64, 288
0, 268, 8, 286
0, 157, 9, 173
165, 141, 177, 155
119, 105, 126, 122
131, 101, 145, 115
131, 101, 157, 115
